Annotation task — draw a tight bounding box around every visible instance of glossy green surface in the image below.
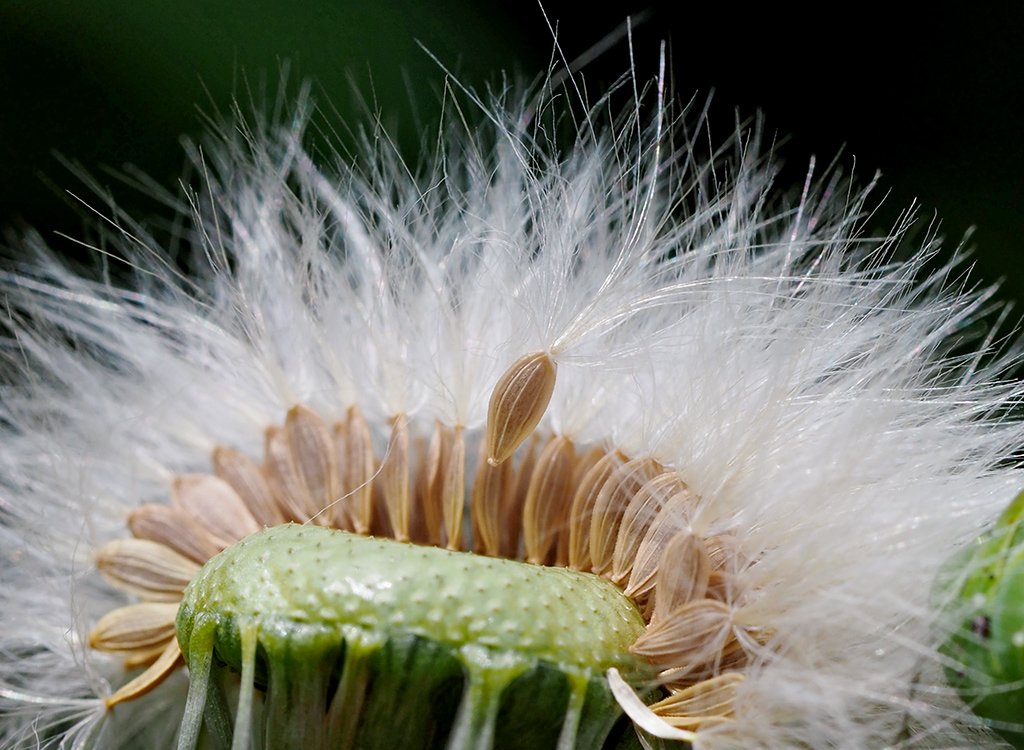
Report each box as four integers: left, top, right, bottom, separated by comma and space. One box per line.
175, 524, 650, 750
178, 524, 644, 672
940, 491, 1024, 747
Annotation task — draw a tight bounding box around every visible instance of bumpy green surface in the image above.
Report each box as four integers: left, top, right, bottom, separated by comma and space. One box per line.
178, 524, 644, 671
940, 491, 1024, 747
175, 524, 650, 750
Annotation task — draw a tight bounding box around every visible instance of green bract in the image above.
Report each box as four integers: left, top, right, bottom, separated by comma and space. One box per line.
174, 524, 651, 750
940, 491, 1024, 746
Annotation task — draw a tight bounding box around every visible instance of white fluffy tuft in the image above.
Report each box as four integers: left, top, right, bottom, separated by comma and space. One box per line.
2, 68, 1023, 749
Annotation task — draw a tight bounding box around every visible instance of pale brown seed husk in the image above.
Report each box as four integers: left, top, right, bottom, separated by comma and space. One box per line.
336, 405, 376, 533
421, 420, 451, 546
500, 431, 539, 558
89, 602, 178, 653
611, 470, 684, 584
650, 672, 744, 726
631, 598, 733, 672
590, 458, 661, 577
624, 485, 696, 599
105, 638, 183, 708
284, 404, 340, 525
96, 538, 199, 601
522, 435, 576, 565
568, 451, 622, 571
380, 414, 411, 542
127, 503, 220, 564
213, 446, 285, 527
471, 437, 512, 556
651, 531, 712, 624
442, 425, 466, 550
264, 425, 315, 522
485, 352, 556, 466
171, 473, 260, 549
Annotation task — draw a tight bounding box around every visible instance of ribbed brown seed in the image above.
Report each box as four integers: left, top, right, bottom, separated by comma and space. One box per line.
89, 602, 178, 653
522, 435, 576, 565
329, 421, 355, 532
661, 637, 748, 690
557, 447, 603, 566
625, 483, 695, 599
336, 405, 375, 534
171, 474, 260, 549
567, 451, 622, 570
381, 414, 411, 542
407, 431, 430, 544
123, 641, 173, 669
650, 673, 744, 728
284, 405, 339, 525
613, 472, 688, 586
631, 598, 733, 673
369, 480, 393, 538
213, 446, 284, 527
419, 421, 450, 546
651, 531, 712, 624
128, 504, 220, 563
471, 436, 512, 556
590, 458, 662, 578
96, 539, 199, 601
485, 352, 557, 466
105, 639, 183, 708
501, 432, 538, 558
443, 425, 466, 550
264, 426, 314, 522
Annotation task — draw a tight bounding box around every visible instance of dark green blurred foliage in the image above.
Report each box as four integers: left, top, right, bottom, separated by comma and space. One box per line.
2, 2, 1022, 299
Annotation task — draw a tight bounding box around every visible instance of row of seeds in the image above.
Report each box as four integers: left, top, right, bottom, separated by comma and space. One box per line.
92, 402, 757, 729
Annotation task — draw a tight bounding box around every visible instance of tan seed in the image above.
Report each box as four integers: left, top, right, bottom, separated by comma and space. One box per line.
651, 531, 712, 624
471, 437, 512, 556
381, 414, 411, 542
96, 538, 199, 601
264, 426, 315, 522
485, 352, 557, 466
522, 435, 576, 565
589, 458, 661, 577
213, 446, 284, 527
284, 404, 340, 525
613, 472, 688, 586
568, 453, 619, 570
650, 672, 744, 726
171, 474, 260, 549
105, 638, 183, 708
127, 503, 220, 564
421, 420, 451, 546
441, 426, 466, 550
624, 484, 696, 599
336, 405, 376, 533
630, 598, 733, 673
89, 602, 178, 653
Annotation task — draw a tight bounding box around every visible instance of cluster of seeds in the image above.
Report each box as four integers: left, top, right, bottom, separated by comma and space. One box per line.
90, 353, 766, 741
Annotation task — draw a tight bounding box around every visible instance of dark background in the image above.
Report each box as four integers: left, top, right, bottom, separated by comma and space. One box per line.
2, 2, 1022, 299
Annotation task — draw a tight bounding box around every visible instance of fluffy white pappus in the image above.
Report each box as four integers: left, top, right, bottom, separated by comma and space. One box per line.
1, 69, 1023, 749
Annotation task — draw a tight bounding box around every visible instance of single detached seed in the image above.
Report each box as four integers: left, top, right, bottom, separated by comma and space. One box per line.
485, 352, 557, 467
